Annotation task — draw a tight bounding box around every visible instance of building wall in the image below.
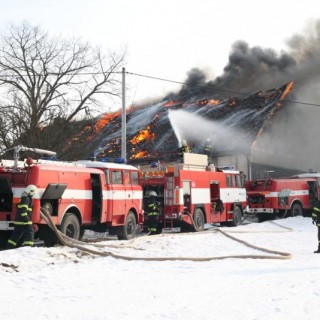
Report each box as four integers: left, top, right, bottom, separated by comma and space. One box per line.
212, 153, 249, 176
250, 163, 305, 179
212, 153, 306, 180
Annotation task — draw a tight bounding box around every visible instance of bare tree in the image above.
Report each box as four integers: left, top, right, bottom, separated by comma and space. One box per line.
0, 22, 125, 155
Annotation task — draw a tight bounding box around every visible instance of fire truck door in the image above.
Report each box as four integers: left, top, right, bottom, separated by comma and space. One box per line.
123, 170, 131, 209
91, 174, 102, 222
0, 177, 13, 213
210, 181, 223, 221
109, 169, 127, 217
307, 181, 318, 206
183, 181, 191, 211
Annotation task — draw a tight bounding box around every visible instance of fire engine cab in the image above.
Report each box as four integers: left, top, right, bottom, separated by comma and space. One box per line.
245, 174, 319, 222
0, 146, 143, 247
139, 153, 247, 232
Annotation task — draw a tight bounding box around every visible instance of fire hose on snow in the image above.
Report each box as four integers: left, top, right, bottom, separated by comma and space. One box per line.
39, 208, 292, 261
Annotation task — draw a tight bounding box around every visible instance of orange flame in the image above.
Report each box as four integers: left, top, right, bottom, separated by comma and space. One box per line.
95, 111, 121, 133
130, 151, 147, 159
251, 82, 295, 149
208, 99, 220, 105
163, 100, 176, 107
130, 126, 155, 145
198, 99, 209, 106
163, 100, 183, 108
229, 100, 237, 107
197, 99, 220, 106
280, 81, 294, 101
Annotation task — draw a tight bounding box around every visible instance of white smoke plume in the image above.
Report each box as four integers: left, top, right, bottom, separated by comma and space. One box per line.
168, 109, 252, 152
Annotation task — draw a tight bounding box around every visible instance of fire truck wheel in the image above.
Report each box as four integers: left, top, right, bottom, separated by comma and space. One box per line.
156, 221, 163, 234
37, 224, 57, 247
230, 206, 242, 226
257, 212, 267, 223
60, 213, 81, 240
117, 211, 137, 240
290, 203, 303, 217
193, 208, 205, 231
0, 231, 11, 249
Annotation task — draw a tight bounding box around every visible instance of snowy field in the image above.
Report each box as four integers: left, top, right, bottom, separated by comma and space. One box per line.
0, 216, 319, 320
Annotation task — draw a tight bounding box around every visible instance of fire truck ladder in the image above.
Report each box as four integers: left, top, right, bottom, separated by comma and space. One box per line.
164, 177, 174, 230
164, 208, 174, 230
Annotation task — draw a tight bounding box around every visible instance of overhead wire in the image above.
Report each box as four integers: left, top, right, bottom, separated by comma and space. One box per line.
125, 71, 320, 108
129, 73, 140, 107
125, 71, 249, 97
1, 70, 320, 107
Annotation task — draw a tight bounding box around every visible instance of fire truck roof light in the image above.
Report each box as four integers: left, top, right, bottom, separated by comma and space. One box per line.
98, 157, 126, 164
218, 165, 235, 170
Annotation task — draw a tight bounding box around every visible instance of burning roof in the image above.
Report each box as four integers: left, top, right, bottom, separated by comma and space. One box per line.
61, 82, 294, 163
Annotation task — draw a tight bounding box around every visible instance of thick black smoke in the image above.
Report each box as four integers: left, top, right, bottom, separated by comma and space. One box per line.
212, 41, 296, 94
172, 68, 207, 98
250, 20, 320, 172
167, 19, 320, 101
166, 19, 320, 172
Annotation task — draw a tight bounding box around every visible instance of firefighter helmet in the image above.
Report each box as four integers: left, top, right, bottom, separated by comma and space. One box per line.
26, 184, 37, 196
148, 190, 157, 197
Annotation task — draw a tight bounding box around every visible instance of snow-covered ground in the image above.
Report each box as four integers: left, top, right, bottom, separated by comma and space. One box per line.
1, 216, 319, 320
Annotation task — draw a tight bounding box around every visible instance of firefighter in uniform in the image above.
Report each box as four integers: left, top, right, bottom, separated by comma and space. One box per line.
146, 191, 160, 235
312, 200, 320, 253
179, 140, 191, 160
6, 185, 37, 249
203, 138, 213, 159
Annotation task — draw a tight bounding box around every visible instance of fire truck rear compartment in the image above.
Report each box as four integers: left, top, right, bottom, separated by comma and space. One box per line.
40, 183, 67, 216
0, 177, 13, 213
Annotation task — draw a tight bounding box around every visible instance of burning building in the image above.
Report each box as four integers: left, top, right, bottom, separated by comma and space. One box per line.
57, 21, 320, 178
60, 81, 308, 180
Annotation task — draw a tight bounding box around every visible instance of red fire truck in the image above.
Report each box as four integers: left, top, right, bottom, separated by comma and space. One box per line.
245, 175, 319, 222
139, 154, 247, 232
0, 147, 143, 247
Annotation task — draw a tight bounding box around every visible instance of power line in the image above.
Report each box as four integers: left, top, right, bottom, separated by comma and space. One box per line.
1, 70, 320, 107
125, 71, 249, 97
125, 71, 320, 108
0, 71, 121, 77
281, 99, 320, 107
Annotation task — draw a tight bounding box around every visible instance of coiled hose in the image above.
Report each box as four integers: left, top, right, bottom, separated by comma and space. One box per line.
39, 208, 292, 261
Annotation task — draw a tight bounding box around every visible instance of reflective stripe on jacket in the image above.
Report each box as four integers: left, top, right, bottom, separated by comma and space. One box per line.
312, 206, 320, 226
14, 192, 33, 225
147, 202, 159, 216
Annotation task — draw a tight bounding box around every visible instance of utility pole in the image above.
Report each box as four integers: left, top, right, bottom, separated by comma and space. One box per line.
121, 67, 126, 161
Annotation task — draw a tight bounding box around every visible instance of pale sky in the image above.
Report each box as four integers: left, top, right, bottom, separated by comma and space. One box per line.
0, 0, 319, 110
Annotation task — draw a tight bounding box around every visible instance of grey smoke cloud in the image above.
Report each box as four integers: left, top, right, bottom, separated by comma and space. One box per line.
94, 19, 320, 172
167, 19, 320, 172
168, 19, 320, 100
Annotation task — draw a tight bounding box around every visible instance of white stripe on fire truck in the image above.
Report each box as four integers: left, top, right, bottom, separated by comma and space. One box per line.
220, 188, 247, 203
12, 188, 142, 200
63, 189, 143, 200
104, 190, 143, 200
190, 188, 247, 204
190, 188, 210, 204
264, 190, 309, 197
